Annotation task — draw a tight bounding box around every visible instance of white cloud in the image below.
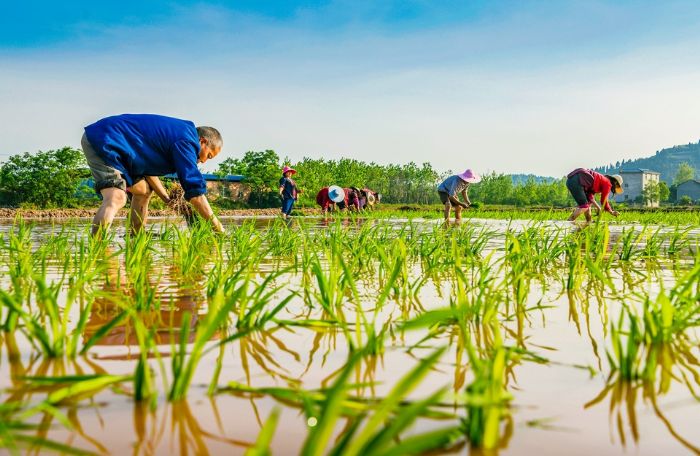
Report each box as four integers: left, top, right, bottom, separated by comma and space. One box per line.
1, 2, 699, 176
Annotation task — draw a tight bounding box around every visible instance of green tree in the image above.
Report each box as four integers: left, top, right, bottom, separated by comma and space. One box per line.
217, 150, 281, 207
469, 172, 513, 205
641, 181, 661, 206
0, 148, 90, 208
658, 181, 670, 203
673, 162, 695, 185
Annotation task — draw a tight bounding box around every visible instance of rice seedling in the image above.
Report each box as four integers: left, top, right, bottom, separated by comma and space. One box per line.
244, 407, 280, 456
168, 265, 294, 401
464, 344, 514, 450
587, 279, 700, 453
617, 226, 647, 262
1, 220, 39, 330
0, 271, 110, 359
263, 219, 304, 258
0, 400, 93, 455
305, 247, 351, 323
605, 267, 700, 384
20, 374, 131, 405
666, 226, 693, 257
299, 346, 463, 456
1, 211, 699, 454
168, 222, 220, 281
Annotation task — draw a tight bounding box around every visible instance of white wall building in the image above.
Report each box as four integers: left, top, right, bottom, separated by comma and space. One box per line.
612, 169, 661, 207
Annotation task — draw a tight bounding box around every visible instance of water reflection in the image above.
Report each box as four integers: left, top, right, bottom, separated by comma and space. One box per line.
82, 251, 214, 352
2, 218, 700, 455
586, 341, 700, 454
2, 331, 113, 454
132, 399, 253, 455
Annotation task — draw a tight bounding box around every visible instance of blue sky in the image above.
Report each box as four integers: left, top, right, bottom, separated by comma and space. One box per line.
2, 1, 700, 175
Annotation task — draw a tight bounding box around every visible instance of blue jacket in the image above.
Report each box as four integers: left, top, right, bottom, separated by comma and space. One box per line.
84, 114, 207, 199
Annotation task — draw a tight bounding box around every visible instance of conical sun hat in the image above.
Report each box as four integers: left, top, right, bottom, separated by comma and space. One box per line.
607, 174, 624, 194
328, 185, 345, 203
457, 169, 481, 183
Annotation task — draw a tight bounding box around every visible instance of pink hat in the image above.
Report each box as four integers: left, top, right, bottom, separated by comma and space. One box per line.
282, 166, 297, 175
457, 168, 481, 183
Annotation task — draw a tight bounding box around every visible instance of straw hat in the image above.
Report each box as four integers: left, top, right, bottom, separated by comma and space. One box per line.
282, 166, 297, 175
328, 185, 345, 203
457, 169, 481, 184
607, 174, 624, 194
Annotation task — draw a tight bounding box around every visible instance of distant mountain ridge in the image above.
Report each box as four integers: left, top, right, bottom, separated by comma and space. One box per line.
593, 141, 700, 183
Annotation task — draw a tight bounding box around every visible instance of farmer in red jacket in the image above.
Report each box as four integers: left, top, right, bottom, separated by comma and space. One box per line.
566, 168, 623, 222
316, 186, 345, 214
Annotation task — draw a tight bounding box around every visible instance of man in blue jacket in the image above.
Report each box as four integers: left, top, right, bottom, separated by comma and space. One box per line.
81, 114, 224, 235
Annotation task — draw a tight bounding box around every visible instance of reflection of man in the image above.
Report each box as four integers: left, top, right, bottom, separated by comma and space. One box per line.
81, 114, 224, 235
83, 255, 212, 349
85, 291, 203, 347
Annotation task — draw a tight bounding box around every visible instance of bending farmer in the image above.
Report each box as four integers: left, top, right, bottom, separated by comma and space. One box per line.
437, 169, 481, 221
81, 114, 224, 235
566, 168, 623, 222
316, 186, 345, 214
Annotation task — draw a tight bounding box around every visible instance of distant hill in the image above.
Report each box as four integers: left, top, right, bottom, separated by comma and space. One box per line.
594, 141, 700, 184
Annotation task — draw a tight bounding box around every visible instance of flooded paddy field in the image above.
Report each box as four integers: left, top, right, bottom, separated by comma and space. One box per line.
0, 216, 698, 455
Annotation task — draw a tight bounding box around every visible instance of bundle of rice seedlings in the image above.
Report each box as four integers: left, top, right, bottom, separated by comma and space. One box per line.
168, 183, 197, 226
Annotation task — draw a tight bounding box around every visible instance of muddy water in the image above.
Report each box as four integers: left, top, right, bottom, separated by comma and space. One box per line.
0, 217, 699, 455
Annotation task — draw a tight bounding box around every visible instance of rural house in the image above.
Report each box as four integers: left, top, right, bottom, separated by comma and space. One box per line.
677, 180, 700, 203
163, 173, 248, 202
612, 168, 661, 207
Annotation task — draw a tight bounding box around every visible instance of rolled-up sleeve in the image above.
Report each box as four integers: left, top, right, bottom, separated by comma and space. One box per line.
172, 140, 207, 199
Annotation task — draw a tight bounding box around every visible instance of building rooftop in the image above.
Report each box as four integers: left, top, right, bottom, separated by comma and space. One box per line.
163, 173, 244, 182
619, 168, 660, 174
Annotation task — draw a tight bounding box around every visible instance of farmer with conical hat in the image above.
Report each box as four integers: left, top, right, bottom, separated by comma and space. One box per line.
566, 168, 623, 222
437, 169, 481, 221
279, 165, 301, 219
316, 185, 345, 214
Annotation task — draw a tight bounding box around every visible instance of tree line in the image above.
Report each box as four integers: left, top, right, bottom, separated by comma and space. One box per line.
0, 147, 693, 209
216, 151, 447, 207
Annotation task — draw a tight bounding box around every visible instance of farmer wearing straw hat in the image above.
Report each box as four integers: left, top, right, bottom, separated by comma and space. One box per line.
81, 114, 224, 235
362, 188, 380, 210
279, 165, 301, 219
566, 168, 623, 222
437, 169, 481, 221
316, 186, 345, 214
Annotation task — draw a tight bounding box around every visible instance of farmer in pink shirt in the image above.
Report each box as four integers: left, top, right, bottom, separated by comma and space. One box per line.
566, 168, 623, 222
